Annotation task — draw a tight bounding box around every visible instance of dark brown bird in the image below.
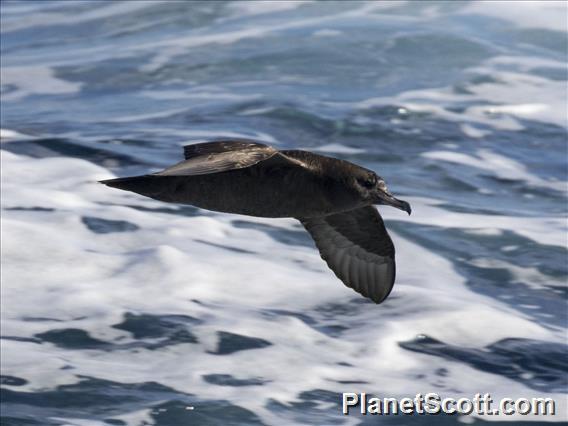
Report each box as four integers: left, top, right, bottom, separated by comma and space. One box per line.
100, 139, 411, 304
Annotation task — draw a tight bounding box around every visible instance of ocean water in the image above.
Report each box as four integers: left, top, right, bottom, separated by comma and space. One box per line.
1, 1, 567, 425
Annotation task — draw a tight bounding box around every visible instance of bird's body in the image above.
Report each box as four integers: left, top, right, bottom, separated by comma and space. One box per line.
108, 149, 371, 218
101, 139, 411, 304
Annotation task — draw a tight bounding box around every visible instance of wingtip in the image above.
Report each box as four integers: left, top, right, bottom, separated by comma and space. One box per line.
370, 294, 387, 305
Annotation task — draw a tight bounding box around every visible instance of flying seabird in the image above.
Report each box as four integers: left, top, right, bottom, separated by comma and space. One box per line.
100, 139, 411, 304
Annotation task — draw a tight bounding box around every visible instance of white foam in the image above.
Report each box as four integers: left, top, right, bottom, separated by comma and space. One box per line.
0, 128, 36, 142
1, 66, 82, 101
353, 90, 526, 132
464, 69, 568, 128
312, 29, 342, 37
381, 196, 566, 249
459, 1, 567, 32
1, 1, 566, 420
309, 143, 366, 154
351, 55, 568, 130
469, 258, 566, 291
421, 149, 567, 193
460, 123, 490, 139
487, 55, 567, 71
225, 0, 313, 19
237, 106, 276, 116
464, 228, 503, 237
1, 150, 565, 424
1, 1, 160, 33
137, 2, 407, 73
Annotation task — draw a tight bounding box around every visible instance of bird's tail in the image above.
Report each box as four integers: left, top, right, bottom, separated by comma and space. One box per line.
99, 175, 167, 198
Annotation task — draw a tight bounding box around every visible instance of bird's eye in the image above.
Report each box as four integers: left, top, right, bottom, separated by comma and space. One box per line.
360, 175, 376, 189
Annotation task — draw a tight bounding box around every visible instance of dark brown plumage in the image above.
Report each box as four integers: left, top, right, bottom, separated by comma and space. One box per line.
100, 139, 411, 304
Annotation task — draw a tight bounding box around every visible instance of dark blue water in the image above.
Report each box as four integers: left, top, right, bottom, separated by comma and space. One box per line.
1, 1, 567, 425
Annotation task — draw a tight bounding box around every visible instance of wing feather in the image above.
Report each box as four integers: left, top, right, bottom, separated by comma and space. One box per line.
299, 206, 396, 304
182, 139, 271, 160
154, 139, 278, 177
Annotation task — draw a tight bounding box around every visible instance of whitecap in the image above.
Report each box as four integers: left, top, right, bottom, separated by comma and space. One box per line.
308, 143, 366, 154
2, 150, 566, 424
0, 128, 36, 142
312, 29, 343, 37
460, 123, 490, 139
225, 0, 313, 19
459, 1, 567, 32
1, 65, 82, 101
351, 56, 568, 130
421, 149, 567, 193
469, 258, 566, 291
381, 196, 566, 248
0, 1, 161, 33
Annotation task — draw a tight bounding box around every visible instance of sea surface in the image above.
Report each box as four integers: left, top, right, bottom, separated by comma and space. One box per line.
1, 1, 567, 425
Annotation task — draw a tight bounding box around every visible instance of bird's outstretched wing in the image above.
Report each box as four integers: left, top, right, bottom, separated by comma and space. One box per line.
299, 206, 396, 304
154, 139, 279, 176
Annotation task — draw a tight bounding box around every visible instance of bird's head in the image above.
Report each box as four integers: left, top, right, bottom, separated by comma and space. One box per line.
353, 169, 411, 215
